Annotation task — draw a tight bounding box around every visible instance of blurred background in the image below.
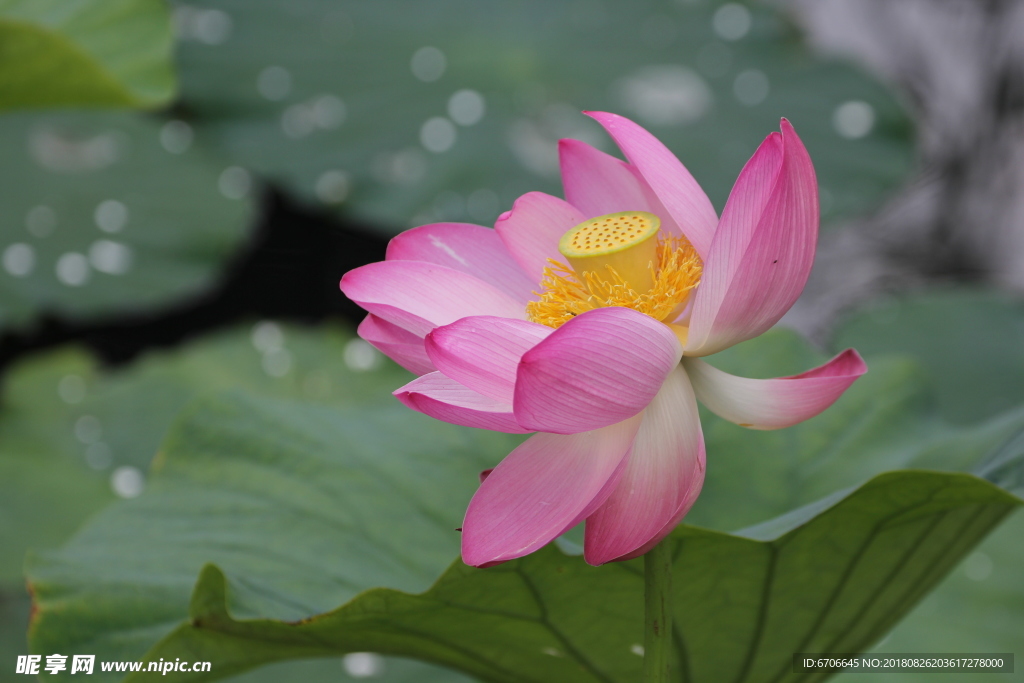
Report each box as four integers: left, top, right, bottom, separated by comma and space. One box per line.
1, 0, 1022, 681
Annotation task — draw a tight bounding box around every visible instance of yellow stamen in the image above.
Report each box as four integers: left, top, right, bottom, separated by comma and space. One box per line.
527, 231, 703, 329
558, 211, 661, 292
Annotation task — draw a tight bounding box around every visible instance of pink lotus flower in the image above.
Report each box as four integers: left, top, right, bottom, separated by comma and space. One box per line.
341, 112, 866, 567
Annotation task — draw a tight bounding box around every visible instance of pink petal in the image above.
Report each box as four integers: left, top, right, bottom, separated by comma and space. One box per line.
425, 316, 551, 403
386, 222, 536, 303
394, 372, 530, 434
494, 192, 586, 281
686, 120, 818, 356
461, 414, 643, 567
558, 139, 683, 236
513, 307, 682, 434
340, 260, 526, 338
682, 349, 867, 430
585, 111, 718, 258
357, 314, 434, 375
584, 366, 705, 565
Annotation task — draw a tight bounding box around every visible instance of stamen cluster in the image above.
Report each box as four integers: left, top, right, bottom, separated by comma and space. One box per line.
527, 235, 702, 328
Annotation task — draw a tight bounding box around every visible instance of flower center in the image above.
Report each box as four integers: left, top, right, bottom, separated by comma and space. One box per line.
526, 211, 703, 332
559, 211, 661, 292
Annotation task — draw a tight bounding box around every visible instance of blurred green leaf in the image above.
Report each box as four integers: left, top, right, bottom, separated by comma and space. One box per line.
173, 0, 912, 231
0, 110, 252, 332
686, 329, 1024, 531
0, 0, 175, 110
0, 587, 31, 683
3, 324, 467, 682
28, 394, 521, 681
228, 657, 471, 683
0, 324, 413, 583
827, 288, 1024, 683
26, 331, 1024, 682
831, 288, 1024, 424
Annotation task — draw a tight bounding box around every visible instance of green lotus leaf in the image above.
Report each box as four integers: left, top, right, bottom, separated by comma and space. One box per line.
0, 0, 174, 110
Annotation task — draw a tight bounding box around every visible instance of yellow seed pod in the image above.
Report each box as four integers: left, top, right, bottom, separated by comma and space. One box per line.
558, 211, 661, 292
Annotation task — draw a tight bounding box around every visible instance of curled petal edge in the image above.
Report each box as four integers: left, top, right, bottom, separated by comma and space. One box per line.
394, 372, 530, 434
683, 349, 867, 430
